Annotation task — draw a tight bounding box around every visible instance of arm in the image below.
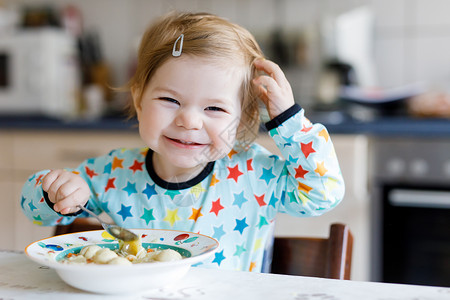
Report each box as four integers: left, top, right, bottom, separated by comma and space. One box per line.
21, 159, 102, 226
253, 59, 345, 216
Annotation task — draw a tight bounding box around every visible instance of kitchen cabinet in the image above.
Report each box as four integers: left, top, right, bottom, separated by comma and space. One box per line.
0, 130, 144, 251
257, 133, 370, 281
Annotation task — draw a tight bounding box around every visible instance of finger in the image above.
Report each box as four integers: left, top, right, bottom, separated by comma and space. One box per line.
41, 170, 60, 192
53, 189, 84, 214
46, 174, 71, 204
253, 75, 282, 100
254, 59, 288, 88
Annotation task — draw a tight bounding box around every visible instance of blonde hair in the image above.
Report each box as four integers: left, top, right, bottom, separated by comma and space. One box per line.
127, 11, 265, 147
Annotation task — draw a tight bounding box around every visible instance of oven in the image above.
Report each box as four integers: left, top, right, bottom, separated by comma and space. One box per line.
370, 137, 450, 287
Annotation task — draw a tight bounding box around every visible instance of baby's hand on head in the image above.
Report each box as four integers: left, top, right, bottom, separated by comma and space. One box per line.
253, 59, 295, 119
41, 169, 90, 215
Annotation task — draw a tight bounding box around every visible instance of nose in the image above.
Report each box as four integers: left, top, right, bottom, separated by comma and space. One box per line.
175, 107, 203, 130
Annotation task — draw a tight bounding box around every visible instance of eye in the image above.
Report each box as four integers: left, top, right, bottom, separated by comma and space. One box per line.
159, 97, 180, 105
205, 106, 226, 112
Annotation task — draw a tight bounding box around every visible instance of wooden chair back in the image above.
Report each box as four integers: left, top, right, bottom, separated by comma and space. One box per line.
54, 218, 102, 236
270, 223, 353, 280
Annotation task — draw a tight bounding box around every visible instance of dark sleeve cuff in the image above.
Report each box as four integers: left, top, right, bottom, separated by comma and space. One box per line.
43, 191, 83, 217
264, 103, 302, 131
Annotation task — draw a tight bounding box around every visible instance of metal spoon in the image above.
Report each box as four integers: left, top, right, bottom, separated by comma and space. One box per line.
77, 205, 139, 241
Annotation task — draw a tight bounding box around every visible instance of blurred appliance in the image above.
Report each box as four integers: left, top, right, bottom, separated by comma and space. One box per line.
371, 137, 450, 287
0, 29, 79, 118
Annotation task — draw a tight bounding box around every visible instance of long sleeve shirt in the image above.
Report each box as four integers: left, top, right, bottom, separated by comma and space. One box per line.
21, 104, 345, 272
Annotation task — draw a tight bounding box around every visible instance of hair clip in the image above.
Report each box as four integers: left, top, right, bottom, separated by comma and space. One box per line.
172, 34, 184, 57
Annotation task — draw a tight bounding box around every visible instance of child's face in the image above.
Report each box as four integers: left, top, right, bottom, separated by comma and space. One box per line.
133, 55, 243, 179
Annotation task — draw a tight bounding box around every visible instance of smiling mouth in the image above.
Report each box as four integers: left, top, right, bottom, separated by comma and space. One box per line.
168, 137, 204, 146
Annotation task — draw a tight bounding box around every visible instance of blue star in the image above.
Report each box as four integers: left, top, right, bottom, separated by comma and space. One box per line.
234, 217, 248, 235
28, 174, 36, 182
28, 201, 37, 211
212, 250, 226, 266
87, 158, 95, 164
104, 162, 112, 174
142, 183, 157, 200
212, 225, 226, 240
123, 181, 137, 196
117, 204, 133, 221
21, 196, 26, 209
101, 202, 111, 213
232, 191, 247, 209
260, 167, 276, 185
268, 194, 278, 208
283, 142, 292, 148
280, 190, 286, 205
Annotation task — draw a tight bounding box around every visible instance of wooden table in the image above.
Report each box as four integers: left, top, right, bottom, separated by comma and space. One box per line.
0, 250, 449, 300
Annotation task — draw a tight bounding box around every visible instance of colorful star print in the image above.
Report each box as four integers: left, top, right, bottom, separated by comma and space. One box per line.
234, 217, 248, 234
21, 105, 344, 273
123, 181, 137, 196
227, 164, 243, 183
233, 191, 247, 208
117, 204, 133, 221
142, 183, 157, 199
210, 198, 224, 216
129, 160, 144, 173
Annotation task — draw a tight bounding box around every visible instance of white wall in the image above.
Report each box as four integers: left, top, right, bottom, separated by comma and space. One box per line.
5, 0, 450, 94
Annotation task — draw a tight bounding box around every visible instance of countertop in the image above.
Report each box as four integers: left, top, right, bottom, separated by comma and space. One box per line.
1, 113, 450, 137
1, 250, 449, 300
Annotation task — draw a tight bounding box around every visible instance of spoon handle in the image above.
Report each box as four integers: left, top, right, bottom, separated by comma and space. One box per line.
77, 205, 108, 228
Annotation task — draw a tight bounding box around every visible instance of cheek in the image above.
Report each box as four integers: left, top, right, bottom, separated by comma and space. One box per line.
208, 117, 241, 149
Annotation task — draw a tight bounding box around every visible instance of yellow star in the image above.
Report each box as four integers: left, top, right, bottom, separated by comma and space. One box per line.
318, 129, 329, 142
315, 161, 328, 176
163, 208, 180, 227
190, 183, 206, 198
253, 238, 263, 252
324, 177, 338, 191
188, 207, 203, 221
298, 191, 310, 205
210, 173, 219, 187
33, 220, 43, 226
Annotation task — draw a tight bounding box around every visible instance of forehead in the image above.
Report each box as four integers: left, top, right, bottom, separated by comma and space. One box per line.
146, 55, 245, 104
151, 55, 245, 87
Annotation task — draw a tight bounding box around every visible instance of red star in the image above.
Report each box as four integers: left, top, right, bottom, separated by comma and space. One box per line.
247, 158, 253, 171
255, 194, 266, 207
227, 164, 243, 183
294, 165, 309, 179
210, 198, 224, 216
85, 166, 98, 178
301, 141, 316, 159
301, 125, 313, 133
105, 178, 116, 192
39, 197, 44, 203
35, 174, 44, 187
129, 160, 144, 173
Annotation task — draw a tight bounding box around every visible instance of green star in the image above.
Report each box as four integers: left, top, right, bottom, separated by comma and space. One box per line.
141, 208, 156, 225
234, 244, 246, 257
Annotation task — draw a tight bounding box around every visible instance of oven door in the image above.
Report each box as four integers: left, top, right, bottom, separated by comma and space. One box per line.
381, 184, 450, 287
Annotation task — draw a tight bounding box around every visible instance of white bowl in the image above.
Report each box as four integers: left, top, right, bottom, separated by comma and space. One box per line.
25, 229, 218, 294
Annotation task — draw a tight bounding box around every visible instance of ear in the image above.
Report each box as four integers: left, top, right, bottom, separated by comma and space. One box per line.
131, 86, 142, 120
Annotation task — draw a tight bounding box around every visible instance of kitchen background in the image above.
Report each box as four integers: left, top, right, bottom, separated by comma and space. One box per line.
1, 0, 449, 286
